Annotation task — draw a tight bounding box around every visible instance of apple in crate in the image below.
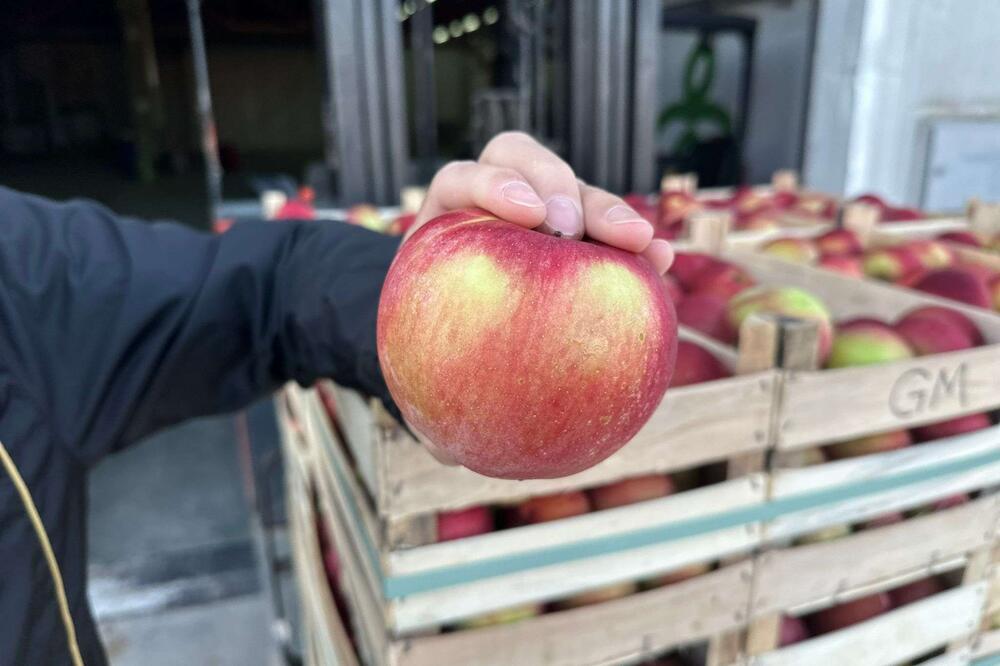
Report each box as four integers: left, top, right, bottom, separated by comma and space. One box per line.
818, 255, 864, 278
862, 511, 905, 530
826, 319, 914, 368
457, 603, 543, 629
852, 193, 888, 216
889, 577, 944, 608
940, 230, 983, 247
816, 229, 863, 257
671, 341, 732, 387
780, 615, 810, 646
806, 593, 891, 635
590, 474, 674, 510
727, 286, 833, 358
863, 247, 923, 282
795, 523, 852, 545
516, 491, 591, 525
912, 414, 992, 442
553, 581, 639, 610
912, 267, 993, 308
690, 263, 756, 300
761, 238, 819, 264
676, 295, 736, 344
378, 209, 677, 479
990, 274, 1000, 310
436, 506, 494, 542
645, 562, 713, 589
907, 240, 953, 269
894, 306, 979, 355
669, 252, 723, 290
825, 430, 912, 460
882, 206, 924, 222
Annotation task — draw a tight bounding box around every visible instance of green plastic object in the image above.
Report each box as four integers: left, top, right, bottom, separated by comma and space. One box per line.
657, 37, 733, 157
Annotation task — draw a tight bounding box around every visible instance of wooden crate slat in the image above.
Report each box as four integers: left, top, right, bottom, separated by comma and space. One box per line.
388, 476, 762, 576
973, 628, 1000, 660
751, 583, 986, 666
388, 523, 759, 634
920, 649, 973, 666
388, 563, 752, 666
771, 427, 1000, 498
377, 371, 775, 520
766, 460, 1000, 543
328, 383, 381, 496
752, 498, 996, 616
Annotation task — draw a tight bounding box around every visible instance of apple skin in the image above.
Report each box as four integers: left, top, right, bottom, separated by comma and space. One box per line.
826, 320, 914, 368
796, 194, 837, 220
825, 430, 912, 460
378, 210, 677, 479
727, 286, 833, 359
906, 240, 954, 269
882, 206, 924, 222
689, 263, 756, 300
780, 616, 810, 646
662, 274, 684, 304
516, 491, 591, 524
590, 474, 674, 510
889, 577, 944, 608
669, 253, 725, 291
863, 247, 923, 282
818, 254, 864, 278
853, 193, 888, 216
737, 208, 782, 232
816, 229, 863, 257
795, 523, 852, 545
645, 563, 713, 588
909, 493, 970, 517
676, 294, 736, 344
862, 511, 906, 530
762, 238, 819, 264
436, 506, 494, 542
659, 191, 702, 229
671, 341, 732, 387
894, 307, 978, 355
553, 581, 638, 610
939, 231, 983, 247
911, 267, 992, 309
457, 603, 543, 629
897, 305, 984, 346
806, 593, 891, 635
912, 414, 992, 442
990, 274, 1000, 311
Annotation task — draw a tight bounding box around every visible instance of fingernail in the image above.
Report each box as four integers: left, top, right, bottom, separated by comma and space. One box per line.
501, 181, 545, 208
544, 196, 583, 238
606, 205, 652, 227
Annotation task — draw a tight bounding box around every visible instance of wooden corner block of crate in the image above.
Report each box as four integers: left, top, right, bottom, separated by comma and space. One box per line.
771, 170, 798, 193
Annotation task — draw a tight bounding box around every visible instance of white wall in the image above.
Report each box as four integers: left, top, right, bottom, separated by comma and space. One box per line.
805, 0, 1000, 204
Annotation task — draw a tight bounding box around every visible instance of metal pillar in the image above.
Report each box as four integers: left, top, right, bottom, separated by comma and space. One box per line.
186, 0, 223, 226
316, 0, 409, 205
410, 2, 437, 183
569, 0, 661, 193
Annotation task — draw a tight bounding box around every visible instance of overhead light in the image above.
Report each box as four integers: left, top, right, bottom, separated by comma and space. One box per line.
402, 0, 416, 16
483, 7, 499, 25
463, 13, 481, 33
432, 26, 449, 44
397, 6, 407, 21
449, 19, 463, 37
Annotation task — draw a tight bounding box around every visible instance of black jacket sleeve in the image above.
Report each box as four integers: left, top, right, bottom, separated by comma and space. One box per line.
0, 186, 400, 464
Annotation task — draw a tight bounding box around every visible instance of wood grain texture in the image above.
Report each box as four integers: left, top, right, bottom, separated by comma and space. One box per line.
972, 628, 1000, 659
750, 583, 985, 666
389, 564, 752, 666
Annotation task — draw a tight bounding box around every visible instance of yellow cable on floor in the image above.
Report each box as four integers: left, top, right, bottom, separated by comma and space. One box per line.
0, 437, 84, 666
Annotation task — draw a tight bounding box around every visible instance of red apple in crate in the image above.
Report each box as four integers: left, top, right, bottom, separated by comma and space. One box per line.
939, 230, 983, 247
825, 430, 912, 460
436, 506, 494, 542
346, 204, 387, 232
646, 563, 713, 588
882, 206, 924, 222
554, 581, 638, 610
862, 511, 905, 529
853, 193, 888, 216
761, 237, 819, 264
671, 341, 732, 387
894, 306, 980, 354
955, 261, 998, 284
990, 274, 1000, 310
662, 274, 684, 303
516, 491, 591, 524
889, 577, 944, 608
590, 474, 674, 510
457, 603, 543, 629
796, 194, 837, 219
910, 493, 970, 518
806, 593, 891, 635
862, 247, 923, 282
780, 616, 810, 646
388, 212, 417, 236
770, 190, 799, 210
816, 229, 863, 257
819, 255, 864, 278
912, 413, 992, 442
907, 240, 954, 269
690, 263, 756, 300
912, 267, 992, 308
677, 294, 736, 344
669, 252, 725, 290
826, 320, 914, 368
898, 268, 928, 288
659, 191, 701, 229
727, 286, 833, 358
738, 208, 782, 231
378, 210, 677, 479
732, 187, 770, 215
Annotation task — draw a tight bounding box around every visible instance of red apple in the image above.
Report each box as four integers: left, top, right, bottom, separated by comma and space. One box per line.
669, 252, 725, 290
894, 308, 977, 355
912, 414, 992, 442
912, 267, 992, 308
862, 247, 923, 282
436, 506, 494, 542
761, 238, 819, 264
554, 581, 638, 610
806, 593, 891, 635
659, 191, 702, 229
825, 430, 912, 460
862, 511, 906, 529
516, 491, 591, 524
590, 474, 674, 510
671, 341, 732, 387
939, 231, 983, 247
816, 229, 863, 257
780, 616, 810, 646
819, 255, 864, 277
899, 306, 983, 345
906, 240, 954, 269
990, 274, 1000, 310
388, 212, 417, 236
826, 320, 914, 368
795, 194, 838, 219
690, 263, 756, 300
882, 206, 924, 222
909, 493, 970, 518
646, 563, 712, 588
898, 268, 928, 287
889, 577, 944, 608
771, 190, 799, 210
676, 294, 736, 344
955, 261, 998, 284
727, 286, 833, 358
738, 208, 782, 231
731, 187, 770, 215
346, 204, 386, 231
662, 274, 684, 304
378, 210, 677, 479
853, 193, 888, 216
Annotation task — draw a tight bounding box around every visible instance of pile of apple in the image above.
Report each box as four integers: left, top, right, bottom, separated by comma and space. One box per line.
344, 204, 416, 236
939, 229, 1000, 253
761, 228, 1000, 310
850, 193, 925, 223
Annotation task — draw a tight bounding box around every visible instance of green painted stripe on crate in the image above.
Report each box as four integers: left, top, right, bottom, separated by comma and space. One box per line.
381, 447, 1000, 599
974, 655, 1000, 666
